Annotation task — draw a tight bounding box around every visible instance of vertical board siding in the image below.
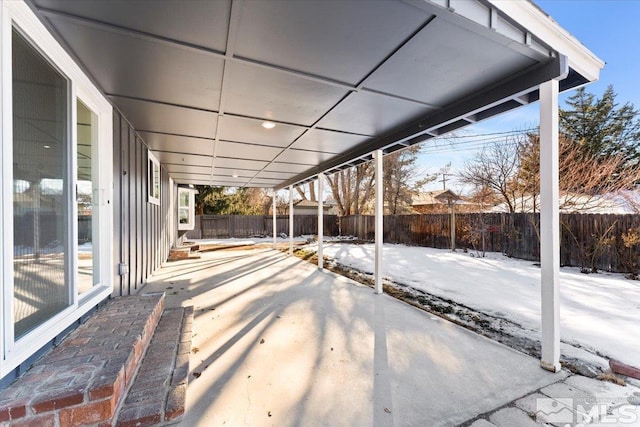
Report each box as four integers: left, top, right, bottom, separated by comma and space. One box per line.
120, 121, 129, 296
128, 127, 136, 295
136, 137, 143, 287
112, 110, 177, 296
112, 114, 123, 295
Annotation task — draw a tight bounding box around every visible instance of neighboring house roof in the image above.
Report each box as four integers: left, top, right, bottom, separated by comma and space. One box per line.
294, 199, 334, 207
413, 190, 462, 206
412, 190, 447, 206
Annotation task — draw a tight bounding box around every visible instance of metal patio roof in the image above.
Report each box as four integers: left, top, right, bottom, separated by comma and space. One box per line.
29, 0, 603, 190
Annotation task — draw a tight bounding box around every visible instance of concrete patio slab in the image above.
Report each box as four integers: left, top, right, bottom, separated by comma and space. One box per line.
142, 247, 564, 426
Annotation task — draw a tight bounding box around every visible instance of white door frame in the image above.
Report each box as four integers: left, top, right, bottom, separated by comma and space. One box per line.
0, 0, 113, 378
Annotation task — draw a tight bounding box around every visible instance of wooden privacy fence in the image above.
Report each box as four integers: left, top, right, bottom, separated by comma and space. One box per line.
192, 213, 640, 274
197, 215, 340, 239
340, 213, 640, 274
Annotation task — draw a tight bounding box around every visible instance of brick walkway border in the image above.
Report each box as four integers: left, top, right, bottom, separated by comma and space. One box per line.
115, 306, 193, 427
0, 294, 164, 426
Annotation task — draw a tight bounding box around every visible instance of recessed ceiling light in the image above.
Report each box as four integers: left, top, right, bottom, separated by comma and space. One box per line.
43, 145, 51, 149
261, 121, 276, 129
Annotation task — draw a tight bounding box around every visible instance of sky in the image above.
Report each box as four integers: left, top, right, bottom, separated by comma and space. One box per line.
419, 0, 640, 193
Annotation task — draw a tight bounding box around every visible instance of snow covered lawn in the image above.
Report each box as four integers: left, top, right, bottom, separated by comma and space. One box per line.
313, 242, 640, 368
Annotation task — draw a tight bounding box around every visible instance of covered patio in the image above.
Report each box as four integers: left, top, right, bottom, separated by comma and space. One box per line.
0, 0, 610, 424
23, 0, 604, 373
144, 246, 565, 426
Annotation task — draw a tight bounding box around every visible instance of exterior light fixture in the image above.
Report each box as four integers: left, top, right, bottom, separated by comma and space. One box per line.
43, 145, 51, 149
261, 121, 276, 129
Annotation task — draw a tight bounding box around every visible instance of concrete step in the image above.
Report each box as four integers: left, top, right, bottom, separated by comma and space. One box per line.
114, 306, 193, 427
0, 294, 165, 426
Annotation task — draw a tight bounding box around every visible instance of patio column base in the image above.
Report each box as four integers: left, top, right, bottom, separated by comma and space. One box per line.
540, 360, 562, 373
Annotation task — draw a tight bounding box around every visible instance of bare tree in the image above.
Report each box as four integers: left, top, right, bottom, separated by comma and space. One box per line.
462, 132, 640, 213
520, 134, 640, 212
458, 139, 521, 213
559, 139, 640, 212
295, 182, 316, 201
326, 163, 375, 216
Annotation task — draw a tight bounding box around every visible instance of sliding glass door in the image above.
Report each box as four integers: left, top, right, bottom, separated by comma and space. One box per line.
12, 28, 71, 339
1, 1, 113, 379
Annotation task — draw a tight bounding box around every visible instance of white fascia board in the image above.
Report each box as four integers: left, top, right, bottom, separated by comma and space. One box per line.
487, 0, 604, 82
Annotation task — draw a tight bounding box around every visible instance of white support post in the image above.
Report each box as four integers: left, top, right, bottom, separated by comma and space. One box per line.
289, 185, 294, 256
272, 191, 277, 249
317, 173, 324, 270
374, 150, 383, 295
539, 79, 561, 373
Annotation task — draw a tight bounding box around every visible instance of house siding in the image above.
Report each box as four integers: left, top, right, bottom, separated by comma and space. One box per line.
112, 111, 177, 296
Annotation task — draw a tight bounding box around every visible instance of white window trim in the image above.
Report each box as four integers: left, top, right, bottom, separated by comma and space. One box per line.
177, 187, 195, 231
148, 150, 160, 205
0, 0, 113, 378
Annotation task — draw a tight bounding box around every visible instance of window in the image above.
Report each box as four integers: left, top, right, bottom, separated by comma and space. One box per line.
177, 188, 195, 231
148, 151, 160, 205
77, 100, 99, 295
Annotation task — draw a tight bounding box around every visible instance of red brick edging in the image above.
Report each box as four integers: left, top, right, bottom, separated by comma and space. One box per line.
610, 359, 640, 380
115, 306, 193, 427
0, 294, 165, 426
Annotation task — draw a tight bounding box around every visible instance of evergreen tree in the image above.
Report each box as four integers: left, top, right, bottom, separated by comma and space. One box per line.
560, 85, 640, 165
383, 145, 435, 215
194, 186, 269, 215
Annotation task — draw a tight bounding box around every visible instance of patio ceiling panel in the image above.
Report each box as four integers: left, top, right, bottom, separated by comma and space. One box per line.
233, 0, 429, 86
264, 163, 314, 174
275, 150, 336, 166
217, 116, 305, 149
361, 18, 540, 107
164, 164, 212, 176
109, 97, 218, 140
41, 15, 224, 111
223, 62, 349, 127
29, 0, 602, 190
253, 171, 299, 180
167, 172, 213, 182
184, 179, 272, 188
214, 158, 269, 172
140, 133, 214, 157
154, 153, 212, 169
32, 0, 232, 51
291, 130, 371, 155
315, 92, 437, 137
215, 141, 282, 163
213, 168, 261, 179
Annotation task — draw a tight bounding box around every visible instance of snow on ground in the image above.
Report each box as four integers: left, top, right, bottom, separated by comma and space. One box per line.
312, 242, 640, 368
